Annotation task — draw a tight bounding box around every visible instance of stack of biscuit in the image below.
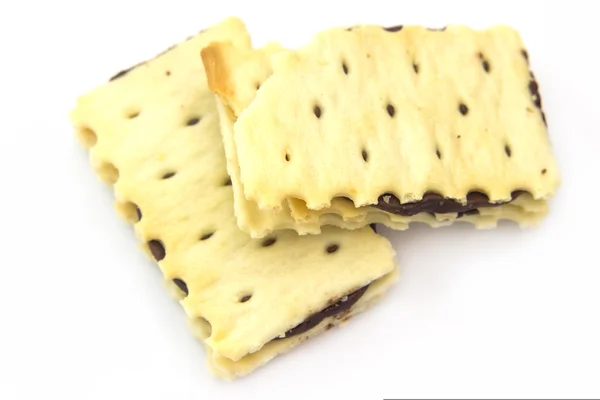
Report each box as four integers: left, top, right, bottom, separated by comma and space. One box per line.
70, 17, 559, 379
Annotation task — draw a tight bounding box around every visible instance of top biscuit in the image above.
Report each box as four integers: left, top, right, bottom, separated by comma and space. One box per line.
232, 24, 560, 211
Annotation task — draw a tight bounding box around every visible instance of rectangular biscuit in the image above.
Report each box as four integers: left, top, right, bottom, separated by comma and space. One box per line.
70, 17, 398, 379
202, 28, 553, 239
233, 24, 560, 210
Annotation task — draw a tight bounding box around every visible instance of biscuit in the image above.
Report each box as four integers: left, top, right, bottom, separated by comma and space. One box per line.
234, 24, 560, 211
202, 26, 555, 238
70, 17, 398, 379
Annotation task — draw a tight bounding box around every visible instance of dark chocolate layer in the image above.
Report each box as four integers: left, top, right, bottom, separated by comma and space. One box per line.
273, 284, 370, 341
374, 190, 525, 217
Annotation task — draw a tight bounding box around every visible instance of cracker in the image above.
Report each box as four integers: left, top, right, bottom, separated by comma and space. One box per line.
70, 17, 397, 380
202, 34, 552, 239
229, 24, 560, 222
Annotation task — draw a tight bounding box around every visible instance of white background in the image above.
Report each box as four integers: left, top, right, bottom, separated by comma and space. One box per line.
1, 0, 599, 399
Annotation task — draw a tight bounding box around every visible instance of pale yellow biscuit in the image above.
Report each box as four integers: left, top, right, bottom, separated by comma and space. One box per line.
202, 31, 553, 239
70, 17, 397, 379
234, 24, 560, 211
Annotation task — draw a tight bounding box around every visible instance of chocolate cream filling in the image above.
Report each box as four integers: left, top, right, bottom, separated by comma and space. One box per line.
272, 284, 370, 341
266, 192, 530, 342
374, 190, 526, 217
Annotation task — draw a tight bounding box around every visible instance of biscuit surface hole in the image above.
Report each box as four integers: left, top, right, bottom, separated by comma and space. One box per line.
224, 177, 232, 186
436, 148, 442, 159
413, 63, 419, 74
162, 171, 176, 180
362, 149, 368, 162
165, 70, 171, 76
528, 80, 542, 109
505, 145, 512, 157
541, 168, 547, 175
200, 232, 214, 241
285, 153, 291, 162
186, 117, 201, 126
459, 103, 469, 116
240, 294, 252, 303
326, 244, 340, 254
262, 237, 277, 247
127, 111, 140, 119
386, 104, 395, 117
478, 52, 491, 73
342, 62, 349, 75
482, 60, 490, 73
384, 25, 403, 32
173, 278, 188, 296
148, 240, 166, 261
313, 105, 322, 118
